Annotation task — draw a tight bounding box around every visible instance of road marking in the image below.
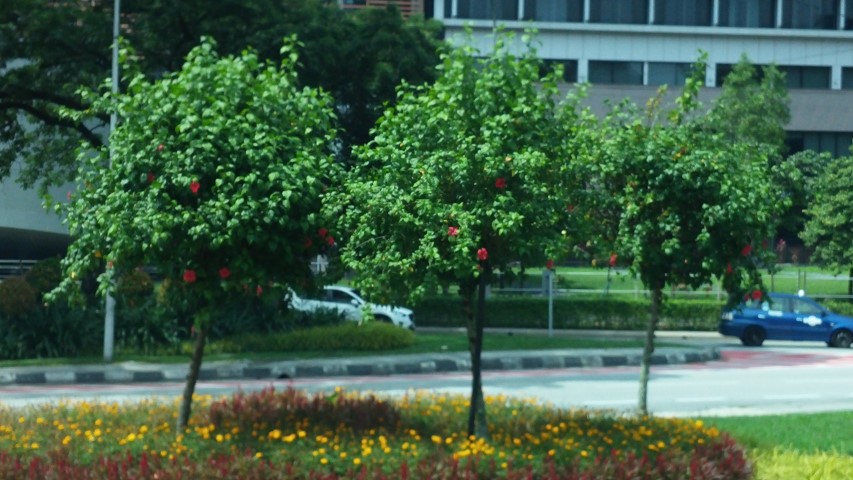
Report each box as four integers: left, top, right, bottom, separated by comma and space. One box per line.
675, 397, 726, 403
763, 394, 821, 400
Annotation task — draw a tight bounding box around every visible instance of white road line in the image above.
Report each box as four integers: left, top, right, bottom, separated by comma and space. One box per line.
675, 397, 727, 403
763, 394, 821, 400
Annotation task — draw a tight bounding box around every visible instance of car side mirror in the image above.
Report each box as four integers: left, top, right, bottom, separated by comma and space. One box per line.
351, 299, 360, 307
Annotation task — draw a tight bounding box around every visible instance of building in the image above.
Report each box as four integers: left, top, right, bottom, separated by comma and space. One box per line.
433, 0, 853, 157
340, 0, 426, 18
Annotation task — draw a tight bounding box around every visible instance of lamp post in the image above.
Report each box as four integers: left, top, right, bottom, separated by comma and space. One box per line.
104, 0, 120, 363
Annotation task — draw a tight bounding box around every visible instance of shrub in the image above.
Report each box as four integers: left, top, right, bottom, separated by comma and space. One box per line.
210, 322, 414, 353
0, 276, 37, 318
0, 296, 102, 360
23, 257, 62, 296
115, 268, 154, 307
415, 295, 722, 331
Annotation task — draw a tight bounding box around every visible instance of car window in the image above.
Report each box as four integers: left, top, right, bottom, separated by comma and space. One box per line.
790, 298, 823, 315
329, 290, 355, 304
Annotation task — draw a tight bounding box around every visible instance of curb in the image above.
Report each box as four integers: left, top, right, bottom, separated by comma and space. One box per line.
0, 347, 720, 386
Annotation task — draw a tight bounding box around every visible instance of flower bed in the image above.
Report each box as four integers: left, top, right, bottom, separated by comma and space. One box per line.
0, 388, 752, 479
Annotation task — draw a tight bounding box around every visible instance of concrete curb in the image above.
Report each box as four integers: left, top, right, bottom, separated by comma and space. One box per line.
0, 347, 720, 386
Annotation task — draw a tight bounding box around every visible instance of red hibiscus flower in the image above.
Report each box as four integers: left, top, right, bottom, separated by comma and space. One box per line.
190, 180, 200, 194
741, 244, 752, 256
183, 269, 197, 283
218, 267, 231, 280
751, 289, 762, 301
609, 254, 617, 268
495, 178, 507, 189
318, 227, 328, 238
448, 226, 459, 237
546, 259, 554, 270
326, 235, 335, 246
477, 248, 488, 261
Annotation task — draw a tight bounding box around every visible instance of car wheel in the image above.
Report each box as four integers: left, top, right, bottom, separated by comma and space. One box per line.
740, 326, 765, 347
830, 329, 853, 348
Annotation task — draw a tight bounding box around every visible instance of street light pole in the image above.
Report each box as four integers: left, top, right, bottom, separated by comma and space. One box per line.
104, 0, 120, 363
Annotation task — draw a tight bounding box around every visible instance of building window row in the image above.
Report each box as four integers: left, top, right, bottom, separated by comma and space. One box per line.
445, 0, 853, 30
787, 131, 853, 157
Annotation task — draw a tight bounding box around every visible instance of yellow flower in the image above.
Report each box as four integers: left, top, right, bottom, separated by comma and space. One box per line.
431, 435, 442, 444
255, 452, 263, 459
353, 458, 361, 465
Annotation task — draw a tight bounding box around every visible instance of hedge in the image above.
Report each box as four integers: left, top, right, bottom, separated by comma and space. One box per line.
414, 295, 725, 331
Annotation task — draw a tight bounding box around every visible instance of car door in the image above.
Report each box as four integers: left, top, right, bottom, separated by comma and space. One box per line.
787, 297, 831, 341
755, 297, 791, 340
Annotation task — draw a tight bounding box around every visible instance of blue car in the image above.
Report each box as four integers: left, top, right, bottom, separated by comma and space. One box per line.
719, 293, 853, 348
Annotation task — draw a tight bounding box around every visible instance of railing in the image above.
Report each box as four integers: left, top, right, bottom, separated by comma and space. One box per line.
0, 259, 37, 279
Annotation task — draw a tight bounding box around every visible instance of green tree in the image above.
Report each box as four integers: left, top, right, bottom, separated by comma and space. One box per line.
596, 60, 783, 413
772, 150, 832, 243
330, 33, 588, 437
0, 0, 440, 191
56, 38, 340, 429
801, 156, 853, 297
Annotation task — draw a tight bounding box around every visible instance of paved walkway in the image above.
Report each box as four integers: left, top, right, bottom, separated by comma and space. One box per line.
0, 329, 724, 386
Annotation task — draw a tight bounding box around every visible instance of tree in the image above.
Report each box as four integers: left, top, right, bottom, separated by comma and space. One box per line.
0, 0, 441, 191
801, 156, 853, 297
595, 60, 783, 413
56, 37, 340, 429
329, 33, 588, 437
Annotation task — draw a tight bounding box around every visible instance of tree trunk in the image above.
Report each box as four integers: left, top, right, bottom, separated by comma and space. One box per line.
638, 287, 661, 415
848, 267, 853, 302
466, 268, 490, 438
177, 325, 207, 431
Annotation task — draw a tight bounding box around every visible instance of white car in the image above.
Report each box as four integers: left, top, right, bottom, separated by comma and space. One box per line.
288, 285, 416, 330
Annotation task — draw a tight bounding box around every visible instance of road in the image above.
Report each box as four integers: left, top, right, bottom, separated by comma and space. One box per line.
2, 344, 852, 417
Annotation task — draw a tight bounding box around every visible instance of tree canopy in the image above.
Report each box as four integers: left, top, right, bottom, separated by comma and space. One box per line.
57, 37, 341, 427
0, 0, 441, 192
330, 32, 590, 436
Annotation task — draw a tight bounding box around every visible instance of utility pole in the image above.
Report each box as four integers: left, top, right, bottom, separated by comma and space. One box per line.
104, 0, 121, 363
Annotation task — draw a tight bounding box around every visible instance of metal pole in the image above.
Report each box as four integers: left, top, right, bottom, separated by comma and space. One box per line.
547, 270, 554, 337
104, 0, 120, 363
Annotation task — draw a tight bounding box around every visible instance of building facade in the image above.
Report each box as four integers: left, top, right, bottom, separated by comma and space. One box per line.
340, 0, 426, 17
434, 0, 853, 157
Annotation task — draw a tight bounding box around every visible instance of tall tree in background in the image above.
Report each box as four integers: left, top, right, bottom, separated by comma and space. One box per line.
330, 33, 590, 437
801, 157, 853, 297
57, 38, 340, 428
0, 0, 441, 192
596, 60, 784, 413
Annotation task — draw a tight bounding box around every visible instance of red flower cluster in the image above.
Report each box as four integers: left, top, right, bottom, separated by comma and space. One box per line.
751, 290, 762, 301
448, 226, 459, 237
183, 269, 197, 283
477, 248, 488, 261
219, 267, 231, 280
495, 178, 507, 189
741, 244, 752, 256
190, 180, 200, 194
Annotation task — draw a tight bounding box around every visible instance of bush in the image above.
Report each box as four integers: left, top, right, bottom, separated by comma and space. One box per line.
415, 295, 723, 331
0, 276, 37, 318
0, 296, 102, 360
210, 322, 414, 354
115, 268, 154, 307
23, 257, 62, 296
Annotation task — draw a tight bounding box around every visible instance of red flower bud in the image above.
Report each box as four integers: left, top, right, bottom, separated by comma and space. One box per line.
477, 248, 488, 261
218, 267, 231, 279
190, 180, 200, 194
183, 269, 197, 283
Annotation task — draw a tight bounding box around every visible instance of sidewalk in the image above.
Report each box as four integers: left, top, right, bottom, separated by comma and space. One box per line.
0, 329, 723, 386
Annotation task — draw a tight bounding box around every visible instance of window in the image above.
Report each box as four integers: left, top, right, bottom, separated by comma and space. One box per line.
790, 299, 823, 316
842, 67, 853, 89
654, 0, 712, 26
716, 63, 766, 85
778, 66, 830, 89
782, 0, 837, 29
540, 59, 579, 82
524, 0, 583, 22
589, 0, 648, 24
454, 0, 519, 20
342, 0, 367, 4
589, 61, 643, 85
786, 131, 853, 158
718, 0, 776, 27
847, 0, 853, 28
648, 62, 696, 86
